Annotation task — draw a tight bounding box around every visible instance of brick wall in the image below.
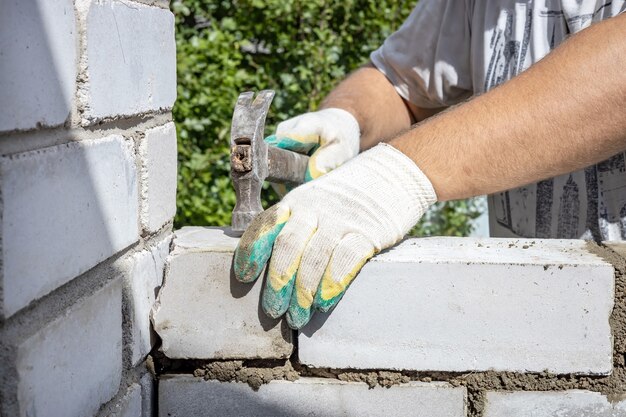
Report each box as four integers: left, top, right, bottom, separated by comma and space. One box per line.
153, 228, 626, 417
3, 1, 626, 416
0, 1, 176, 416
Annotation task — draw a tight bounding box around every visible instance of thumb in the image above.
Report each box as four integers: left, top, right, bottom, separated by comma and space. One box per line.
264, 133, 320, 155
234, 204, 290, 283
305, 140, 359, 181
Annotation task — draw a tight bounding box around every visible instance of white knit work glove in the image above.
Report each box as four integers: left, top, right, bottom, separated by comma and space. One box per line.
234, 143, 437, 329
264, 108, 360, 194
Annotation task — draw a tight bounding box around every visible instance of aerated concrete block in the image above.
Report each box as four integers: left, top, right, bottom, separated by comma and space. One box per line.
159, 376, 467, 417
139, 122, 178, 234
483, 390, 626, 417
0, 0, 76, 131
79, 0, 176, 123
13, 280, 122, 417
299, 238, 614, 374
105, 383, 142, 417
0, 135, 139, 318
124, 236, 172, 366
140, 373, 156, 417
151, 227, 293, 359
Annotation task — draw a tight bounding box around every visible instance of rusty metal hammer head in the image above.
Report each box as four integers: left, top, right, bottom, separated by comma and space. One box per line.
229, 90, 310, 233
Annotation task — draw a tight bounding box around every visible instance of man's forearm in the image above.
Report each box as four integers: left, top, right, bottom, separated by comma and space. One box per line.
390, 13, 626, 202
321, 63, 434, 150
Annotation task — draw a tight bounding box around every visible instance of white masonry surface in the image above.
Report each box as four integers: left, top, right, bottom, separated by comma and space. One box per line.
140, 122, 178, 234
299, 237, 614, 374
109, 383, 142, 417
79, 0, 176, 123
159, 376, 467, 417
152, 227, 293, 359
1, 136, 139, 318
0, 0, 76, 131
15, 281, 122, 417
0, 0, 177, 414
483, 390, 626, 417
124, 236, 172, 366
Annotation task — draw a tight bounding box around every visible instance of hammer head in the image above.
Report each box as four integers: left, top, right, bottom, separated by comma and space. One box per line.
230, 90, 274, 233
230, 90, 311, 233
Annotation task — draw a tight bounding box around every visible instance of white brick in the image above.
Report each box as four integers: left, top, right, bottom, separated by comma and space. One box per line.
107, 383, 142, 417
1, 136, 139, 318
16, 280, 122, 417
0, 0, 76, 131
159, 376, 467, 417
152, 227, 293, 359
484, 390, 626, 417
79, 0, 176, 122
139, 123, 178, 233
299, 238, 614, 374
124, 236, 172, 366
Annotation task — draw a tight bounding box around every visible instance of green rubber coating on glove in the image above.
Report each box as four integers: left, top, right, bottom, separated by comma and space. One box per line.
304, 167, 314, 182
287, 300, 313, 330
265, 135, 320, 155
264, 135, 315, 154
313, 287, 347, 313
234, 216, 287, 283
262, 272, 296, 318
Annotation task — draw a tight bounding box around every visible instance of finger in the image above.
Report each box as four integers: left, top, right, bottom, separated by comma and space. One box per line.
314, 233, 376, 313
287, 229, 341, 329
262, 214, 317, 318
305, 141, 359, 181
264, 134, 319, 155
233, 204, 290, 283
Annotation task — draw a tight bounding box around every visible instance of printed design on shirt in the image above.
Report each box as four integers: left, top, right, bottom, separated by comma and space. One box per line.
596, 152, 626, 240
556, 175, 580, 238
584, 165, 601, 241
535, 179, 553, 238
484, 1, 534, 92
566, 2, 618, 31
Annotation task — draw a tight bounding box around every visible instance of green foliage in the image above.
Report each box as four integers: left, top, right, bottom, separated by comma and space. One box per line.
173, 0, 483, 236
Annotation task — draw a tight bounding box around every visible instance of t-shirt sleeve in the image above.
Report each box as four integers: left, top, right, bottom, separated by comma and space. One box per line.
370, 0, 473, 108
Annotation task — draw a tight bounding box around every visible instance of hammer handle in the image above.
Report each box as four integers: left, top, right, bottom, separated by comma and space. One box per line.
267, 146, 310, 185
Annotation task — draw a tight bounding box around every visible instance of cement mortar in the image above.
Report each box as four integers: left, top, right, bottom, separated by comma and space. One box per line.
193, 360, 299, 390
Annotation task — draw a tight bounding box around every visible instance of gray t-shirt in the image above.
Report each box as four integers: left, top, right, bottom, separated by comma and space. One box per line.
371, 0, 626, 240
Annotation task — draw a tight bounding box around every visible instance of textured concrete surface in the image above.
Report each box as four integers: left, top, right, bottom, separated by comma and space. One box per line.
139, 122, 178, 233
483, 390, 626, 417
140, 373, 156, 417
14, 280, 122, 417
1, 136, 138, 318
299, 238, 614, 374
159, 375, 467, 417
152, 227, 293, 359
104, 383, 142, 417
79, 0, 176, 122
124, 236, 172, 366
0, 0, 76, 131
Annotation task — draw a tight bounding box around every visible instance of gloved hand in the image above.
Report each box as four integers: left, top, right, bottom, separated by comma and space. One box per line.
233, 143, 437, 329
265, 108, 360, 186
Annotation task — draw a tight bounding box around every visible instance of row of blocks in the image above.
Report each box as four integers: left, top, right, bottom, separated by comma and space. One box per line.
153, 227, 617, 374
160, 377, 626, 417
0, 123, 177, 319
1, 232, 170, 417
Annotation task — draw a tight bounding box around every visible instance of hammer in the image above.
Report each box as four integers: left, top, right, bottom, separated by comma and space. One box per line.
230, 90, 310, 233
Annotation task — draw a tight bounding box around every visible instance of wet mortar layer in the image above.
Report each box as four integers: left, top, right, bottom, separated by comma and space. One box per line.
154, 241, 626, 417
